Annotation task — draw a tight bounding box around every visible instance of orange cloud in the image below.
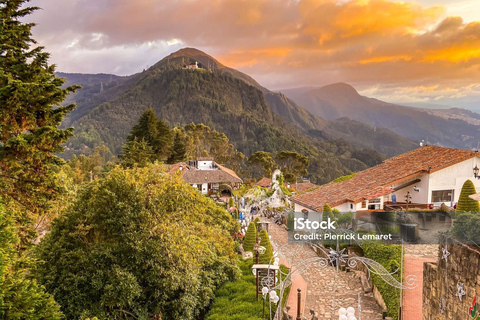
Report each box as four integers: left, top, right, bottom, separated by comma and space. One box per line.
29, 0, 480, 99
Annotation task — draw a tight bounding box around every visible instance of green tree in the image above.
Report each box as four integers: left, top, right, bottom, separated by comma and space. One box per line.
275, 151, 309, 183
258, 230, 273, 265
0, 201, 62, 319
167, 130, 186, 164
127, 108, 172, 160
456, 179, 480, 213
322, 203, 335, 222
0, 0, 80, 212
35, 165, 238, 320
120, 137, 155, 168
243, 222, 257, 253
247, 151, 275, 178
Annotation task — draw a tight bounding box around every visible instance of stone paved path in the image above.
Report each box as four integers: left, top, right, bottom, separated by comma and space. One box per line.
266, 220, 384, 320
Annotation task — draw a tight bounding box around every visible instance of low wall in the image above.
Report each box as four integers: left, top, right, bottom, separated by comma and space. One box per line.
422, 244, 480, 319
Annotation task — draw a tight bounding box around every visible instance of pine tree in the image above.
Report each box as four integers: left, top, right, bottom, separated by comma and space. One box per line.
243, 222, 257, 252
127, 108, 172, 160
120, 138, 155, 168
258, 229, 273, 265
0, 0, 80, 211
167, 131, 186, 164
456, 180, 480, 213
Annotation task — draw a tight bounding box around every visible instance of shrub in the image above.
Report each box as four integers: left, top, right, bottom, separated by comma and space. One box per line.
243, 222, 257, 252
287, 212, 295, 231
456, 180, 480, 213
453, 212, 480, 243
362, 244, 402, 320
205, 259, 262, 320
258, 230, 273, 265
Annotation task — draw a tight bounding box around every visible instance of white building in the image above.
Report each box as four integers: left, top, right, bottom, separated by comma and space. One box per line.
169, 157, 242, 195
291, 146, 480, 219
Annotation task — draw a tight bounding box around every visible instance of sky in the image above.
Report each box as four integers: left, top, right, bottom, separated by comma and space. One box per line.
26, 0, 480, 108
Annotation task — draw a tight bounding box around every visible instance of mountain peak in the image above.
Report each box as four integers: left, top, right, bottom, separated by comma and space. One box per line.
318, 83, 360, 97
159, 47, 226, 69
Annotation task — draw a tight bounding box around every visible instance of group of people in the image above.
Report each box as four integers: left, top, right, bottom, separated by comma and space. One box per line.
250, 205, 261, 215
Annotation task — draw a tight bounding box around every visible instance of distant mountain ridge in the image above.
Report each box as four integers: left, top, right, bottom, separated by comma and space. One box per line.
283, 83, 480, 149
57, 48, 421, 183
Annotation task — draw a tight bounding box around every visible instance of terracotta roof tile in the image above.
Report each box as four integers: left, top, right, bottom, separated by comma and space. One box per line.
255, 177, 272, 188
291, 146, 479, 211
290, 182, 318, 193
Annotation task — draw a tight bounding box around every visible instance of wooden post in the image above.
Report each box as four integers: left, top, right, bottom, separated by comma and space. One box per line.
296, 288, 301, 320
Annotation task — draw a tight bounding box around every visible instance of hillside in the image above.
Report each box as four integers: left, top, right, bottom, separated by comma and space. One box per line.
59, 48, 419, 183
283, 83, 480, 149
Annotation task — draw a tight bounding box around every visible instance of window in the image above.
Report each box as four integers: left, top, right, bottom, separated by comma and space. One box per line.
361, 201, 367, 209
368, 197, 381, 210
431, 190, 454, 203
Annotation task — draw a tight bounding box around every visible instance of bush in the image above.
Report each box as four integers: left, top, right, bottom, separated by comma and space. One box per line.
205, 259, 263, 320
243, 222, 257, 252
362, 244, 402, 320
287, 212, 295, 231
453, 212, 480, 243
258, 230, 273, 265
456, 180, 480, 212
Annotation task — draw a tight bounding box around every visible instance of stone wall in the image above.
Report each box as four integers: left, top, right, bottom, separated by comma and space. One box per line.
422, 244, 480, 319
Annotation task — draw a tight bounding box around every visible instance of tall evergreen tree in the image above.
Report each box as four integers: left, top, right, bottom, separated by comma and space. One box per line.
120, 138, 155, 168
127, 108, 172, 160
167, 131, 186, 164
0, 0, 80, 211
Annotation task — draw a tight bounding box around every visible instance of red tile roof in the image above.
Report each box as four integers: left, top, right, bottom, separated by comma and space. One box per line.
168, 161, 242, 184
290, 182, 318, 193
255, 177, 272, 188
291, 146, 479, 211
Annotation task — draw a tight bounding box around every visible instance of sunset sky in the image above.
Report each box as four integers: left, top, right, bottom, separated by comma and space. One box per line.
26, 0, 480, 108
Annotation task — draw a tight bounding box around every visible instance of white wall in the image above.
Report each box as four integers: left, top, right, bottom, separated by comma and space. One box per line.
384, 173, 430, 205
197, 160, 214, 170
201, 183, 208, 194
428, 157, 480, 205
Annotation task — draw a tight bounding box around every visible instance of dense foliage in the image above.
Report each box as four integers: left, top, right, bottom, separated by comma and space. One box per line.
35, 165, 239, 320
362, 244, 402, 320
205, 258, 262, 320
0, 0, 79, 214
453, 212, 480, 243
456, 179, 480, 213
0, 201, 62, 319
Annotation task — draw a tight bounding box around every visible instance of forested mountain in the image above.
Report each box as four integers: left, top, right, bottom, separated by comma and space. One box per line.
283, 83, 480, 149
58, 48, 418, 183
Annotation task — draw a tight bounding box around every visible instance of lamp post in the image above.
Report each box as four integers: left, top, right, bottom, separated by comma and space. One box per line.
253, 237, 266, 300
262, 286, 279, 320
338, 306, 357, 320
296, 288, 302, 320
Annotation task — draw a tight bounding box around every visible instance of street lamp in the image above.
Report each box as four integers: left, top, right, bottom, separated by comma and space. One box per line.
339, 306, 357, 320
474, 165, 479, 179
262, 286, 279, 319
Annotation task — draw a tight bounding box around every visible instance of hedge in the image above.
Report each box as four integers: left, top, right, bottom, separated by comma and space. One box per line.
362, 244, 402, 320
205, 259, 263, 320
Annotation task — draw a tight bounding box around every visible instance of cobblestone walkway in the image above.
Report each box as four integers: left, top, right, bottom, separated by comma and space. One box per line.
267, 220, 384, 320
